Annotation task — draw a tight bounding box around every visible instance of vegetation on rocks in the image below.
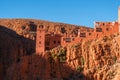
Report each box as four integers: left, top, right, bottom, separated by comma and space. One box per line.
0, 19, 120, 80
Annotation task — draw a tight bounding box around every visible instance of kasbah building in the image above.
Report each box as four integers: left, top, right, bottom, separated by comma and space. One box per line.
36, 7, 120, 55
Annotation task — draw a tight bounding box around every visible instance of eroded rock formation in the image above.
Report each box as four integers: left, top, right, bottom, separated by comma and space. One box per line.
49, 33, 120, 80
0, 19, 120, 80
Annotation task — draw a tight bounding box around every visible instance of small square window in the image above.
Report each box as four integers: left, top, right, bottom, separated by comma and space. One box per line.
58, 41, 60, 44
103, 23, 105, 26
72, 38, 75, 41
89, 33, 91, 35
39, 25, 43, 28
21, 26, 25, 30
106, 28, 109, 31
46, 41, 50, 46
54, 41, 56, 44
63, 38, 66, 41
45, 47, 50, 50
39, 41, 41, 44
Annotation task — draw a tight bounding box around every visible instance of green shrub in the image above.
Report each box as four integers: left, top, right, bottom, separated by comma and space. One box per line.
50, 48, 67, 62
76, 66, 83, 72
113, 57, 117, 63
57, 49, 66, 62
81, 57, 84, 66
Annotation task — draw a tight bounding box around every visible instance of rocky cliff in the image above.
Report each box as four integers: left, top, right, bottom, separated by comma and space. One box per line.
0, 19, 120, 80
0, 18, 92, 40
47, 33, 120, 80
0, 25, 35, 80
0, 18, 90, 80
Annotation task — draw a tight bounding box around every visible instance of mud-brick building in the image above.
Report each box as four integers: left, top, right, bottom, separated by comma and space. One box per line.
61, 28, 94, 46
94, 22, 119, 38
36, 25, 62, 55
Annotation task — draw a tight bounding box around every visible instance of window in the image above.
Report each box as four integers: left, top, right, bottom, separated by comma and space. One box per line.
89, 33, 91, 36
40, 36, 41, 38
54, 41, 56, 44
63, 38, 66, 41
21, 26, 25, 30
30, 24, 37, 31
97, 34, 99, 37
45, 47, 50, 50
16, 58, 20, 63
66, 38, 71, 42
103, 23, 105, 26
72, 38, 74, 41
58, 41, 60, 44
80, 33, 86, 37
46, 41, 50, 46
61, 27, 66, 33
39, 41, 41, 44
106, 28, 109, 31
39, 25, 43, 28
96, 28, 102, 32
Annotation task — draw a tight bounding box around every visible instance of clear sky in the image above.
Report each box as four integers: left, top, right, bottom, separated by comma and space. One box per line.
0, 0, 120, 27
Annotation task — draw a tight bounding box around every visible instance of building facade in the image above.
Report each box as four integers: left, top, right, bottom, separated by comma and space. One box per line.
36, 25, 62, 55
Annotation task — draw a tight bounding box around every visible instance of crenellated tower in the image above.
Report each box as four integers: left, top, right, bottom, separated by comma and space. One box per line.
36, 25, 45, 55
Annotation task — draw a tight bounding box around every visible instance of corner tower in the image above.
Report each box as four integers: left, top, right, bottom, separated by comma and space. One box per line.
36, 25, 45, 55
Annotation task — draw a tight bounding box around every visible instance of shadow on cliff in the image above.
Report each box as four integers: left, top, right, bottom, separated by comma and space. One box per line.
0, 25, 36, 54
0, 25, 92, 80
0, 25, 35, 80
4, 54, 92, 80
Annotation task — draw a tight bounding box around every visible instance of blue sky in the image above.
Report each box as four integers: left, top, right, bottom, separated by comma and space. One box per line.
0, 0, 120, 27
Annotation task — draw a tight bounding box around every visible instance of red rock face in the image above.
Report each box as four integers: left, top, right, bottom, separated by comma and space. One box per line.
5, 54, 81, 80
48, 33, 120, 80
0, 19, 120, 80
5, 33, 120, 80
0, 25, 35, 80
0, 19, 88, 80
